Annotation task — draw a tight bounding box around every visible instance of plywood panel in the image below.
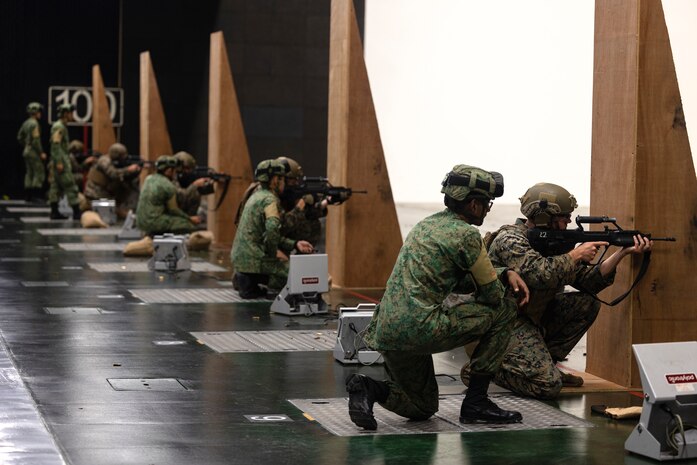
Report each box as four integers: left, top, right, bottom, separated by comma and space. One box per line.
587, 0, 697, 388
139, 52, 172, 184
91, 65, 116, 154
326, 0, 402, 288
208, 31, 254, 248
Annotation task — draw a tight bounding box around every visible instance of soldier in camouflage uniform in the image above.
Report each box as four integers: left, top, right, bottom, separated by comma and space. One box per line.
231, 160, 314, 299
84, 143, 141, 217
17, 102, 47, 201
473, 182, 652, 399
136, 155, 200, 236
173, 151, 213, 217
277, 156, 327, 247
346, 165, 530, 431
48, 104, 81, 220
68, 140, 97, 193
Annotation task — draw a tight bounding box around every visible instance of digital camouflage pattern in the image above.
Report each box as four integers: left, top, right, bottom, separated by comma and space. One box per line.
136, 172, 195, 235
484, 219, 614, 398
231, 187, 297, 287
363, 209, 517, 420
281, 194, 325, 246
174, 181, 203, 216
17, 117, 45, 189
47, 120, 79, 205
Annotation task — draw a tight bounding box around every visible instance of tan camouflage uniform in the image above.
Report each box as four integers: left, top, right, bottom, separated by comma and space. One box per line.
85, 154, 140, 212
17, 117, 45, 189
485, 219, 615, 398
363, 209, 517, 420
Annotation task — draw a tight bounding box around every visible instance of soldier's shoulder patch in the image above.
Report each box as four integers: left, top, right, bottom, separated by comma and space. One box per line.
264, 201, 280, 219
51, 129, 63, 143
32, 126, 40, 138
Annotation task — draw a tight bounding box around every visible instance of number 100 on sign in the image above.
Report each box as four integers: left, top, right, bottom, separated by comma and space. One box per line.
48, 86, 124, 127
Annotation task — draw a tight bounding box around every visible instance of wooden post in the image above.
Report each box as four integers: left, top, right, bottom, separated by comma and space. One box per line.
139, 51, 173, 183
208, 31, 254, 248
326, 0, 403, 288
91, 65, 116, 154
587, 0, 697, 388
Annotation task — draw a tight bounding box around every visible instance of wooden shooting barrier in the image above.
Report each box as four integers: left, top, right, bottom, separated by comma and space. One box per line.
326, 0, 402, 288
208, 31, 254, 248
587, 0, 697, 388
91, 65, 116, 154
139, 51, 173, 183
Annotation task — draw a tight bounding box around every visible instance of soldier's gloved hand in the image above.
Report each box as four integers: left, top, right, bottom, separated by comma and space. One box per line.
295, 240, 313, 254
40, 152, 47, 161
276, 249, 289, 262
56, 162, 64, 174
505, 270, 529, 307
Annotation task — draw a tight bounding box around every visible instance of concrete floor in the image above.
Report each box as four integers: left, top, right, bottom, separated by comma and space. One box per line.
0, 200, 689, 465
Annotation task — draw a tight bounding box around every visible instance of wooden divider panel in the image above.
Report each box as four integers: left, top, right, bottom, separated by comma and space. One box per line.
208, 31, 254, 248
587, 0, 697, 388
326, 0, 402, 288
139, 52, 173, 184
91, 65, 116, 154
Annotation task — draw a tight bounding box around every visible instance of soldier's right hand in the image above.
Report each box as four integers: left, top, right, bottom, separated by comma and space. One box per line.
568, 241, 609, 263
190, 215, 202, 225
295, 240, 314, 254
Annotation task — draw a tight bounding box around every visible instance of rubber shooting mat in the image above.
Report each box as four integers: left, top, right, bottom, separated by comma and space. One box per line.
88, 261, 227, 273
129, 288, 268, 304
5, 207, 50, 213
20, 217, 75, 223
37, 227, 121, 236
289, 394, 594, 437
60, 243, 124, 251
190, 330, 337, 353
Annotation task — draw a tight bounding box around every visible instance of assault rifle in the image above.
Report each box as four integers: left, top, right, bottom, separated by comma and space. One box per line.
112, 154, 154, 169
290, 176, 367, 205
177, 166, 241, 211
528, 216, 676, 306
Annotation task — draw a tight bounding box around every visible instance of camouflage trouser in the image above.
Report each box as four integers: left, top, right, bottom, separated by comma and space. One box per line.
47, 168, 79, 205
23, 150, 45, 189
492, 292, 600, 399
141, 215, 196, 236
380, 297, 517, 420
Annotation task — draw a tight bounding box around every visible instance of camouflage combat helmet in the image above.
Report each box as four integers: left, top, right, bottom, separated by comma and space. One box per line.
441, 164, 504, 201
108, 143, 127, 160
276, 156, 304, 179
174, 151, 196, 169
68, 140, 84, 154
57, 103, 75, 116
155, 155, 179, 171
519, 182, 578, 227
26, 102, 44, 114
254, 159, 286, 183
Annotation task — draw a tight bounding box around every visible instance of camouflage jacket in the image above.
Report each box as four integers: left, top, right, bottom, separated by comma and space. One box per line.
85, 154, 137, 199
17, 117, 43, 155
173, 177, 214, 216
49, 120, 71, 170
367, 209, 509, 351
487, 219, 615, 325
281, 196, 324, 246
136, 173, 190, 230
231, 187, 296, 274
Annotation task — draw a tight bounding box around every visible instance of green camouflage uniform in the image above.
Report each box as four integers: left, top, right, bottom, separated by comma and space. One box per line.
486, 219, 615, 399
85, 154, 140, 211
136, 173, 195, 235
363, 209, 517, 420
174, 178, 213, 216
17, 117, 45, 189
47, 120, 79, 205
281, 194, 325, 247
231, 186, 297, 289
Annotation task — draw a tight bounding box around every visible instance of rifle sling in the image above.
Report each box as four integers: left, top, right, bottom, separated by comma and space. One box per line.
578, 251, 651, 307
212, 176, 231, 211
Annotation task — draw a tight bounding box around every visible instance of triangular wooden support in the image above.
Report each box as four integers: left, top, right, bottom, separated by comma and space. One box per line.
587, 0, 697, 388
91, 65, 116, 154
326, 0, 403, 288
139, 51, 172, 182
208, 31, 254, 248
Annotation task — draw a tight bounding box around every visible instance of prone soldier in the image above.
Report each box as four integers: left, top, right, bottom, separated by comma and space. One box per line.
17, 102, 47, 201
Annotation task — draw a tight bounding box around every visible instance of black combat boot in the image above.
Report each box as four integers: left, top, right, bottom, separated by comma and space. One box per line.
235, 272, 264, 299
71, 204, 82, 220
346, 374, 389, 431
460, 373, 522, 424
49, 202, 68, 220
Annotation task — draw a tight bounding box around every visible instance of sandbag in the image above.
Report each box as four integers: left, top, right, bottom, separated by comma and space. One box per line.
187, 230, 213, 251
80, 210, 107, 229
123, 236, 154, 256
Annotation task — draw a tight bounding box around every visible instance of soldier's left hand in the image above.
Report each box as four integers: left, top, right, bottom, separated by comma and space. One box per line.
506, 270, 530, 307
295, 240, 314, 254
624, 235, 653, 255
193, 177, 211, 187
